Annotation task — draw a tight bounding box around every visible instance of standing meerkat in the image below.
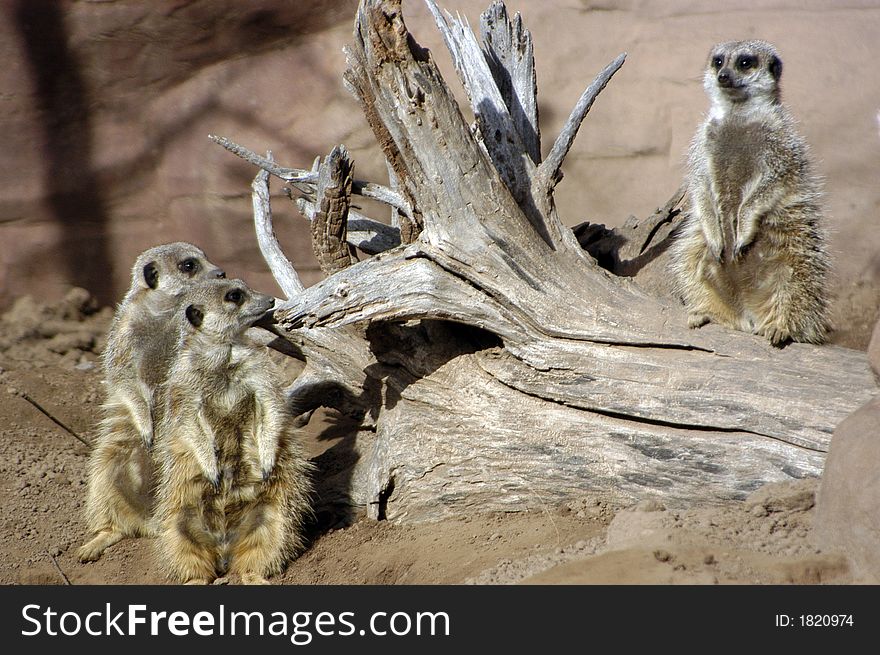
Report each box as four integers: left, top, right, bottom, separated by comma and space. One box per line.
671, 39, 831, 345
155, 278, 313, 585
78, 243, 226, 562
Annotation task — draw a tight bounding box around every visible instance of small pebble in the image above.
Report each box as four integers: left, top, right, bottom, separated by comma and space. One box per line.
653, 549, 672, 563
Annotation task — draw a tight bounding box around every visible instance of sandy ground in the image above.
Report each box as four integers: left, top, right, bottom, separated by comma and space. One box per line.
0, 289, 861, 586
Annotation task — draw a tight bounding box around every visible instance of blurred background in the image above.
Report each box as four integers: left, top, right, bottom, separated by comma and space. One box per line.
1, 0, 878, 346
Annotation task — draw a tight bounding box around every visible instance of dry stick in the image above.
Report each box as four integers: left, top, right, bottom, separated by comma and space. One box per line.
209, 135, 413, 218
47, 551, 72, 585
20, 392, 90, 447
539, 52, 627, 187
251, 152, 304, 298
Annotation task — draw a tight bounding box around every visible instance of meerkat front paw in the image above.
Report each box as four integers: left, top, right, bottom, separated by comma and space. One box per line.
761, 325, 791, 347
78, 530, 124, 562
687, 314, 711, 329
207, 470, 221, 490
140, 430, 153, 451
733, 237, 755, 261
259, 452, 277, 482
189, 442, 220, 488
707, 241, 724, 263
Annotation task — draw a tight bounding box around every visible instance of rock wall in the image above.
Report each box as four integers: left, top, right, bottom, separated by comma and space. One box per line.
1, 0, 878, 346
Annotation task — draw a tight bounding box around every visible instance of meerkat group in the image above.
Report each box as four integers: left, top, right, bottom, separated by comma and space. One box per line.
79, 243, 226, 563
79, 243, 312, 584
671, 39, 831, 345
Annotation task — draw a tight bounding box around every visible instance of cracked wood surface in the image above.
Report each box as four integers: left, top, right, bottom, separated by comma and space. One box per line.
214, 0, 876, 522
309, 145, 356, 276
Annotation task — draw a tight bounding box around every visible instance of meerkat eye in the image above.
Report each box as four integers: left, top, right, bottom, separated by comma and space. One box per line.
712, 55, 724, 69
737, 55, 757, 70
224, 289, 245, 306
178, 258, 200, 275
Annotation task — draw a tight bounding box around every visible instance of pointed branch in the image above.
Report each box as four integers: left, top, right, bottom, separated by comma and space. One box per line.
210, 134, 413, 217
310, 146, 356, 276
251, 153, 304, 298
425, 0, 534, 207
212, 134, 314, 190
538, 53, 626, 188
480, 0, 540, 165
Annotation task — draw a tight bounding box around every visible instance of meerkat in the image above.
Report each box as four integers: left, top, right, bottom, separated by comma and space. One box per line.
671, 40, 831, 345
78, 243, 226, 563
154, 278, 313, 585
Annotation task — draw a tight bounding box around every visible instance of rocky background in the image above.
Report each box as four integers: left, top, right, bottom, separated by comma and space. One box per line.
1, 0, 878, 348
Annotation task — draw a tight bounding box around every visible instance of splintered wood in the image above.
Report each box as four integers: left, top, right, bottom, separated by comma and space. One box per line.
213, 0, 875, 522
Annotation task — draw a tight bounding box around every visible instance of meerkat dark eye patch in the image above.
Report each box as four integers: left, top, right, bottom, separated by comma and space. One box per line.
712, 55, 724, 69
737, 54, 757, 70
143, 262, 159, 289
224, 289, 245, 306
185, 304, 204, 328
178, 257, 200, 275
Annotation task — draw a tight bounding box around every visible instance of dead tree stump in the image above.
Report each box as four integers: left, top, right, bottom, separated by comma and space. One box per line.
214, 0, 876, 523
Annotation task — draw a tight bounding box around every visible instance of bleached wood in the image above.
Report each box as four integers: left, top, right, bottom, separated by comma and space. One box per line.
251, 153, 303, 298
216, 0, 876, 523
480, 1, 540, 164
210, 134, 412, 217
538, 53, 626, 190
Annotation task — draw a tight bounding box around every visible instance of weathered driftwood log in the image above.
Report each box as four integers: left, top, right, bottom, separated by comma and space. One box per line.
215, 0, 876, 523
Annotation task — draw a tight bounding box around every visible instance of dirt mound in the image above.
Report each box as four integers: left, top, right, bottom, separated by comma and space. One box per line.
470, 480, 851, 585
0, 287, 111, 370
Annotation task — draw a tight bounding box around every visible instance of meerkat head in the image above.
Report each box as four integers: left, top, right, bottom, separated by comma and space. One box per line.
130, 242, 226, 296
704, 40, 782, 114
182, 279, 275, 342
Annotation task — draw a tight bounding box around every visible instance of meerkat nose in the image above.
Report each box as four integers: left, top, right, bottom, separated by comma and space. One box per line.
214, 269, 226, 279
717, 69, 732, 86
267, 297, 275, 308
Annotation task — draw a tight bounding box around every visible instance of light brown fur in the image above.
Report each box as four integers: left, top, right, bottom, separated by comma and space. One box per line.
154, 279, 313, 584
671, 40, 831, 345
78, 243, 225, 562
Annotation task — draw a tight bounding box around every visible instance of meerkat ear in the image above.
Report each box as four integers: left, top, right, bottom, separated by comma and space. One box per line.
185, 304, 204, 328
768, 55, 782, 81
